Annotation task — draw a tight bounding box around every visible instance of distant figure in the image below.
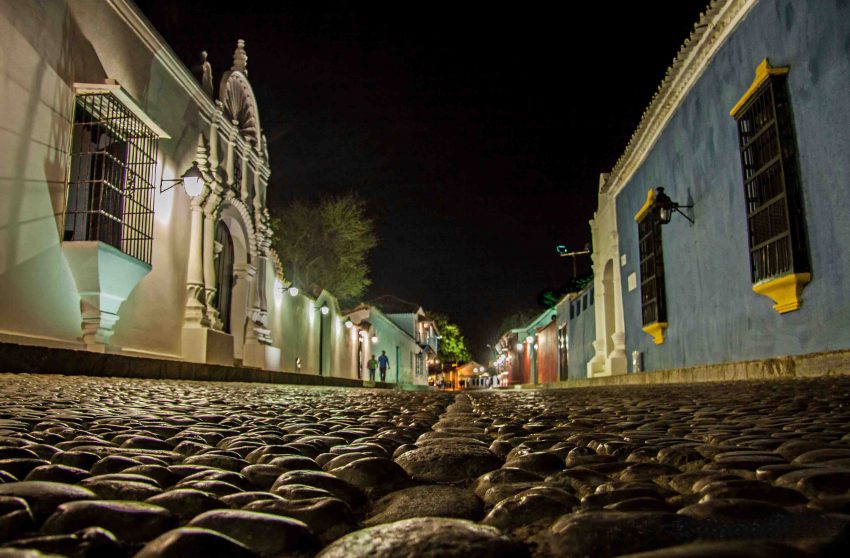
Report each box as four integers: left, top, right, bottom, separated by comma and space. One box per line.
378, 350, 390, 382
367, 354, 378, 382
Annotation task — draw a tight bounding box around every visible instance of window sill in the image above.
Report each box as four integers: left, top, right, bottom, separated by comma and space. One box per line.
753, 272, 812, 314
642, 322, 667, 345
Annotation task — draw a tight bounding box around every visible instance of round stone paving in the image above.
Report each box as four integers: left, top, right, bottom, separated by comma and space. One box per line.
1, 373, 850, 556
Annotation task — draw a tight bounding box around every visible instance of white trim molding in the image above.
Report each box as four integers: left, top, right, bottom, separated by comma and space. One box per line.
601, 0, 759, 196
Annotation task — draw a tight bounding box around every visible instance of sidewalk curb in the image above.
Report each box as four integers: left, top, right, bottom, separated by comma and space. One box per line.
522, 348, 850, 389
0, 341, 396, 389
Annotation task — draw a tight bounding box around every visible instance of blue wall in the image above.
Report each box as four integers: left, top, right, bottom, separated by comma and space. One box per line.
615, 0, 850, 371
567, 288, 595, 380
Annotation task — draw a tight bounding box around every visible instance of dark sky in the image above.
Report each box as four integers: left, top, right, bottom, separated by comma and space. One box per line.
136, 1, 707, 361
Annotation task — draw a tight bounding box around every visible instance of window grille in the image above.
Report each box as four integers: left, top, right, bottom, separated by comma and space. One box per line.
734, 74, 808, 284
638, 207, 667, 327
64, 93, 158, 264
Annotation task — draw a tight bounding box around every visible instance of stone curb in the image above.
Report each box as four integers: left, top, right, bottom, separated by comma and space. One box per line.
0, 341, 398, 389
522, 348, 850, 389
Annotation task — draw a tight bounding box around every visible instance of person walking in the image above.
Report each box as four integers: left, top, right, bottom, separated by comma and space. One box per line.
367, 354, 378, 381
378, 350, 390, 383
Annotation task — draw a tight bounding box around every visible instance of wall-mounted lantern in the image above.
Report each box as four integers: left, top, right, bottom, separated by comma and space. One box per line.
655, 187, 694, 224
160, 162, 204, 197
320, 304, 330, 315
288, 286, 299, 296
344, 318, 353, 328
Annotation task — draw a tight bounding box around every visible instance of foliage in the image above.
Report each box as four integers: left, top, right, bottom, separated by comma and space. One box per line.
428, 311, 471, 364
272, 192, 377, 304
537, 272, 594, 309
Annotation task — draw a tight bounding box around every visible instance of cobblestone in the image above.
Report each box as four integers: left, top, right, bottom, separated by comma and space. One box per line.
1, 373, 850, 556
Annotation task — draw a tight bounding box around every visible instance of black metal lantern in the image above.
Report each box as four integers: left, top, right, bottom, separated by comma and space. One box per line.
654, 187, 693, 225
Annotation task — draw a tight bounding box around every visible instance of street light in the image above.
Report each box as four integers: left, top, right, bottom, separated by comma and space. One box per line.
654, 187, 694, 224
316, 304, 329, 376
160, 162, 205, 197
556, 243, 592, 277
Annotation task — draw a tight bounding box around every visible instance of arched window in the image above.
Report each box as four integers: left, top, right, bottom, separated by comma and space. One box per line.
214, 221, 234, 333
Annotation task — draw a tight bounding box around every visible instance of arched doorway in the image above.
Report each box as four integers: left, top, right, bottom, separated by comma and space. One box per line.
213, 221, 234, 333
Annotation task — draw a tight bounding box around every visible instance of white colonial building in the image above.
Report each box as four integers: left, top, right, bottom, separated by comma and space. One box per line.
0, 0, 371, 380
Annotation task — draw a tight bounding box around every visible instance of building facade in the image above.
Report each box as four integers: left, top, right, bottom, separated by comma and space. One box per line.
346, 303, 430, 387
0, 0, 423, 387
588, 0, 850, 374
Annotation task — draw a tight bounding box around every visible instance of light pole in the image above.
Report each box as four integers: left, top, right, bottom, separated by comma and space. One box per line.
317, 304, 329, 376
556, 244, 591, 277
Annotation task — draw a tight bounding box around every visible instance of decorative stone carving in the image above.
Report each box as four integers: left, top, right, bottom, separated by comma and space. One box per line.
219, 40, 261, 145
231, 39, 248, 76
191, 51, 214, 99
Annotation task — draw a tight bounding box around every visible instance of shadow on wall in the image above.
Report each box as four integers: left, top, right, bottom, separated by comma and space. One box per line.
0, 1, 108, 271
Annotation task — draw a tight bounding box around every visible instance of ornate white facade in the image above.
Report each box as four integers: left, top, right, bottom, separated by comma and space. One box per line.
0, 0, 361, 378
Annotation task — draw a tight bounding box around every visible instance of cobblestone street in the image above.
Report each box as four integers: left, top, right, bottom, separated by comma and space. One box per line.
1, 374, 850, 557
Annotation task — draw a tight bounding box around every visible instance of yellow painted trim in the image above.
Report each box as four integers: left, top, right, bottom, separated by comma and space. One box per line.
730, 59, 790, 118
642, 322, 667, 345
634, 188, 656, 222
753, 272, 812, 314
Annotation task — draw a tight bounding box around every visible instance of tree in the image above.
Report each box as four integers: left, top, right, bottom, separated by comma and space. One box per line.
428, 312, 471, 364
272, 192, 377, 304
537, 272, 594, 309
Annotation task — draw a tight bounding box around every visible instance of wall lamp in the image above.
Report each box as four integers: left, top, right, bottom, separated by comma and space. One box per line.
161, 162, 204, 197
288, 286, 299, 296
655, 187, 694, 225
319, 304, 330, 315
344, 318, 353, 328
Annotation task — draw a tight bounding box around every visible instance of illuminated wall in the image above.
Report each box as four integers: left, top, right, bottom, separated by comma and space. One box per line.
0, 0, 205, 356
536, 321, 559, 384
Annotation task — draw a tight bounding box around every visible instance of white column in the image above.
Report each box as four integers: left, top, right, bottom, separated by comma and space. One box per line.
240, 155, 250, 201
225, 121, 237, 190
184, 199, 206, 327
202, 206, 221, 329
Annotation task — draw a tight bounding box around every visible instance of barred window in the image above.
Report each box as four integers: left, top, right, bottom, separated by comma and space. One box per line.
734, 73, 808, 284
638, 207, 666, 327
64, 93, 158, 264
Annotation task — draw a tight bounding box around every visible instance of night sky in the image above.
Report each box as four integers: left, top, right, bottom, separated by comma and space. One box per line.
135, 1, 707, 361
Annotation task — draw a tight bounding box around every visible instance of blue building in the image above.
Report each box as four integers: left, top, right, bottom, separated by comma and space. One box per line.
588, 0, 850, 375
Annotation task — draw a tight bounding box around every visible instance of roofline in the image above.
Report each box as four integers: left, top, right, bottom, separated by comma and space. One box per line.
106, 0, 254, 148
601, 0, 758, 197
348, 304, 420, 347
